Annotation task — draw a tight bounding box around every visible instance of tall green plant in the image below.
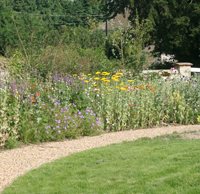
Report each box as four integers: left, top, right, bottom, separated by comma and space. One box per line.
108, 14, 153, 73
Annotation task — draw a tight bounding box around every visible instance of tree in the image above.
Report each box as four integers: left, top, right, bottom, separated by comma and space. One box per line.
0, 2, 16, 54
101, 0, 200, 63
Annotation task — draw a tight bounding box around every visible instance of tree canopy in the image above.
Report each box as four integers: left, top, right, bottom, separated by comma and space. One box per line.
101, 0, 200, 62
2, 0, 105, 26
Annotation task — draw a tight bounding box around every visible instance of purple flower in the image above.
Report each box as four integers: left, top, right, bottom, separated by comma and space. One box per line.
38, 131, 40, 133
46, 131, 49, 134
55, 114, 58, 116
56, 126, 60, 128
68, 117, 71, 119
57, 120, 61, 123
64, 121, 66, 123
112, 124, 115, 126
53, 128, 55, 130
97, 129, 99, 131
58, 130, 61, 133
92, 123, 95, 126
91, 127, 93, 129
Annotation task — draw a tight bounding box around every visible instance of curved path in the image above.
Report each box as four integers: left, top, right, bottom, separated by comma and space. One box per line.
1, 124, 200, 193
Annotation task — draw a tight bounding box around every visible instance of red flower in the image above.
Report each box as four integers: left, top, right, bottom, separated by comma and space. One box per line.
36, 93, 40, 97
134, 113, 136, 115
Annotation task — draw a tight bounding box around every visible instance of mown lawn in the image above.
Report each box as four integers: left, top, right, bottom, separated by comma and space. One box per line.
2, 132, 200, 194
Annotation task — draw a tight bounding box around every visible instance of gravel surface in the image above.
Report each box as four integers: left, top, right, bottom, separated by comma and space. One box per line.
1, 124, 200, 193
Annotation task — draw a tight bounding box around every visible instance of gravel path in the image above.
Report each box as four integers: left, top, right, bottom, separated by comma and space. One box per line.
1, 124, 200, 193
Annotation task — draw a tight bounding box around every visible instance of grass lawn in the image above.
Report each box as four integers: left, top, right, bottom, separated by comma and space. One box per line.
2, 132, 200, 194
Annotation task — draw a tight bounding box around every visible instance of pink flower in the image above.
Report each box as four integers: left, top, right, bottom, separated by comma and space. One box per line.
58, 130, 61, 133
170, 67, 175, 70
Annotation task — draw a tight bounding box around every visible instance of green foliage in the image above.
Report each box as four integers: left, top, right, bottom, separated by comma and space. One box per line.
0, 3, 15, 54
101, 0, 200, 63
107, 15, 153, 73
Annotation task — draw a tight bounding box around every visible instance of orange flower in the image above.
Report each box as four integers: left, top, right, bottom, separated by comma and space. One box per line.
139, 84, 143, 89
134, 113, 136, 115
36, 93, 40, 97
128, 104, 131, 106
16, 93, 20, 97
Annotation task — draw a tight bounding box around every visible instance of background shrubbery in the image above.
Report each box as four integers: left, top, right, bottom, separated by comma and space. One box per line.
1, 0, 200, 151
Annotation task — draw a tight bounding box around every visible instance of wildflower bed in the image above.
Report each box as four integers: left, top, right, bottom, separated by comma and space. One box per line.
0, 70, 200, 149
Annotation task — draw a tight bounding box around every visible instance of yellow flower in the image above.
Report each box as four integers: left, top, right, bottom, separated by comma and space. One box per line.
178, 105, 184, 110
101, 72, 108, 75
104, 80, 110, 83
114, 79, 119, 82
101, 78, 106, 80
95, 72, 101, 74
120, 82, 124, 85
116, 73, 123, 75
105, 87, 109, 89
128, 80, 134, 82
73, 74, 77, 76
102, 91, 104, 93
120, 87, 126, 90
94, 77, 100, 80
81, 75, 86, 77
88, 74, 92, 76
109, 89, 113, 91
94, 85, 97, 87
84, 80, 89, 83
87, 17, 89, 19
116, 86, 120, 88
102, 72, 110, 75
